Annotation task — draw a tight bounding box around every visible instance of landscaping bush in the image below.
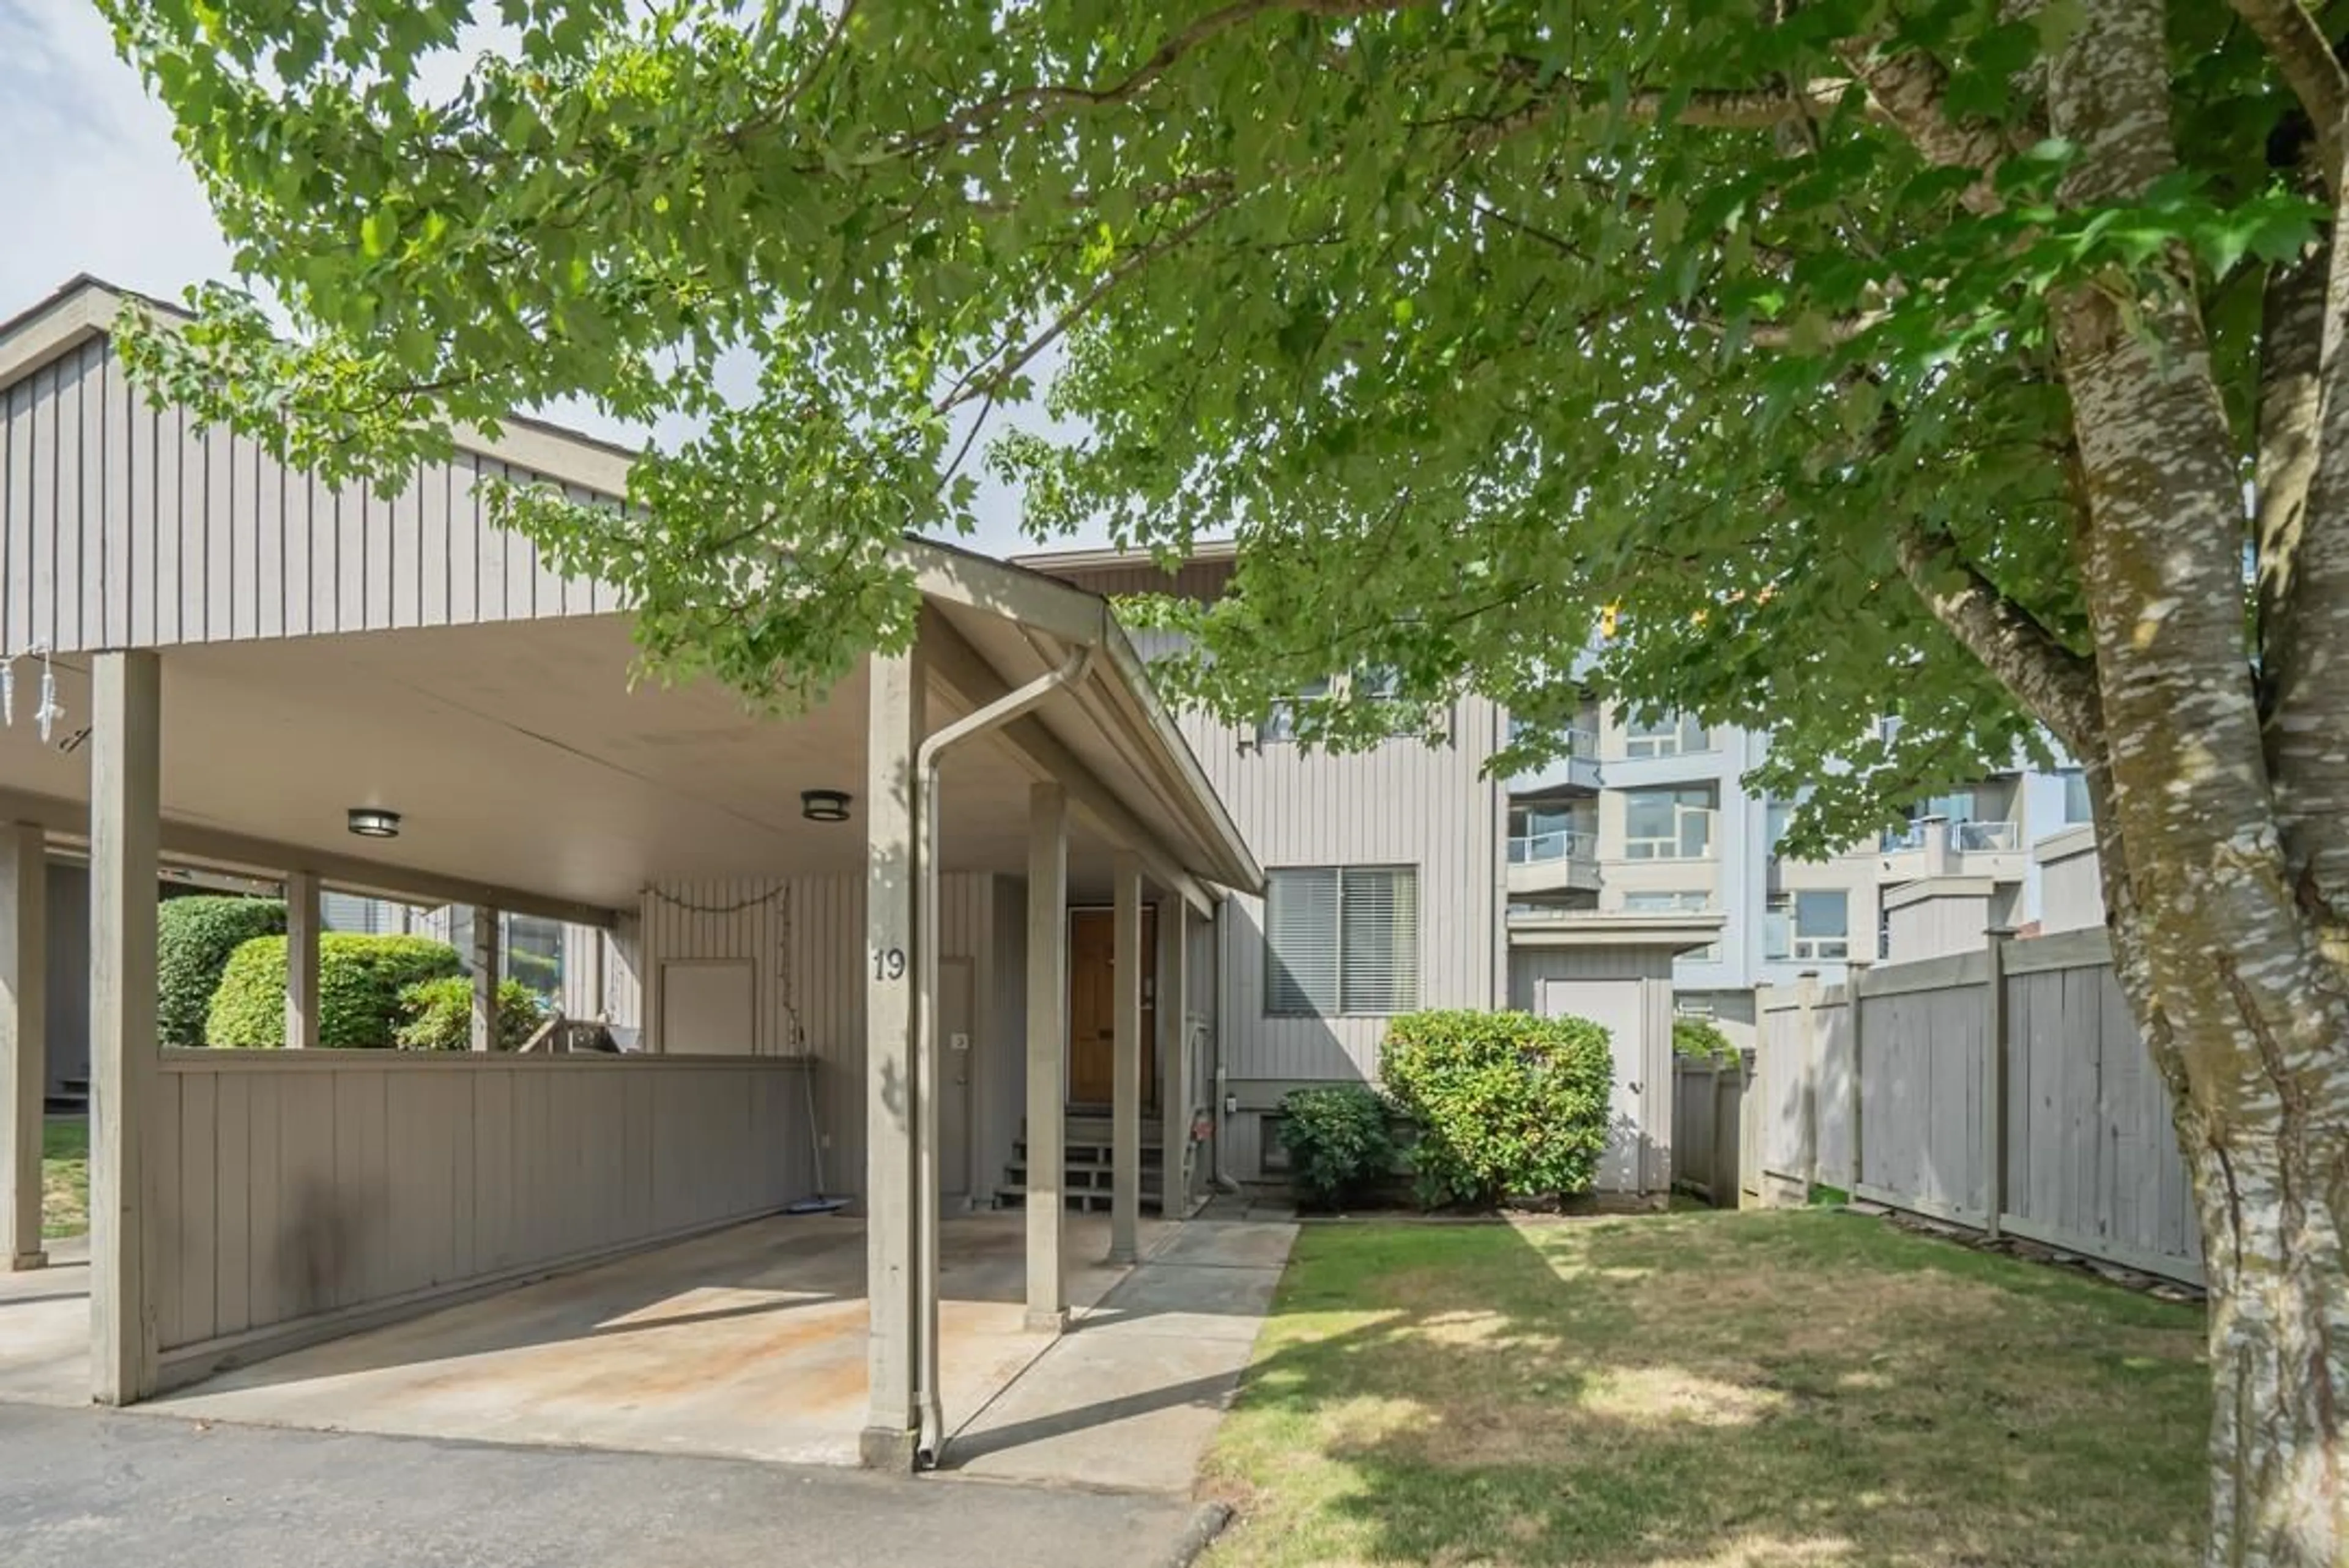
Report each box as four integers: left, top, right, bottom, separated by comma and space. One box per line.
206, 934, 465, 1049
1672, 1014, 1739, 1065
1379, 1008, 1615, 1208
1275, 1084, 1395, 1210
157, 896, 286, 1046
393, 975, 545, 1052
505, 945, 561, 999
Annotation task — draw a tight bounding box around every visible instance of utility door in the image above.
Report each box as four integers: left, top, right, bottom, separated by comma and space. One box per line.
1539, 976, 1649, 1193
1067, 908, 1156, 1108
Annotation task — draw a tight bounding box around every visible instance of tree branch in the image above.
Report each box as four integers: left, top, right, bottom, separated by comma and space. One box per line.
2227, 0, 2347, 196
1833, 35, 2033, 213
1444, 69, 1866, 148
2256, 244, 2329, 718
1892, 515, 2105, 758
887, 0, 1418, 150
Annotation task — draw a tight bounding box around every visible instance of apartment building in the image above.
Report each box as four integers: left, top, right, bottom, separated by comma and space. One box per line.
1507, 708, 2097, 1038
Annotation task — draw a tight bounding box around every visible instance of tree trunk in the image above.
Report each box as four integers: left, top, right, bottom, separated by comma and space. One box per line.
2187, 1123, 2349, 1567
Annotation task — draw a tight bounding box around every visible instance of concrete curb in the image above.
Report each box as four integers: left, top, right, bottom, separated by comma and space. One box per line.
1157, 1501, 1233, 1567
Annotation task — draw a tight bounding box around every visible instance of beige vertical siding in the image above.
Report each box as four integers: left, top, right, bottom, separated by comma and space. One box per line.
636, 871, 1001, 1201
1184, 699, 1507, 1085
149, 1052, 809, 1379
0, 336, 625, 655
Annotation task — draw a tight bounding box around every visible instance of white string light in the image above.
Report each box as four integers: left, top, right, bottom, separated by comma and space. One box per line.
34, 650, 60, 744
0, 643, 61, 744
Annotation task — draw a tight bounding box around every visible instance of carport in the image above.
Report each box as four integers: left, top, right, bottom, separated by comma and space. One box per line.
0, 278, 1258, 1470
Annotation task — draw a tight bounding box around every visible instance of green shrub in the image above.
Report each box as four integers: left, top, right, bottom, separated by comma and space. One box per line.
157, 896, 286, 1046
393, 975, 544, 1052
1275, 1084, 1395, 1210
1672, 1015, 1739, 1065
206, 934, 465, 1049
1379, 1008, 1615, 1208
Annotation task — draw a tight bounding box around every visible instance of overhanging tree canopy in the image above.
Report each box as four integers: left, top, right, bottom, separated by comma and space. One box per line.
99, 0, 2349, 1556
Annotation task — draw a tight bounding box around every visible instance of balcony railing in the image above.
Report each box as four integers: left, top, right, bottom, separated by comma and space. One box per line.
1879, 819, 2022, 853
1508, 828, 1595, 865
1952, 819, 2018, 851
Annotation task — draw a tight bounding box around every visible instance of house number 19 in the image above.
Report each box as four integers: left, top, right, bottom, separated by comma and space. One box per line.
873, 947, 907, 980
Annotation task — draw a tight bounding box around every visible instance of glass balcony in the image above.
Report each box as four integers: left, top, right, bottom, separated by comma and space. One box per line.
1508, 827, 1594, 865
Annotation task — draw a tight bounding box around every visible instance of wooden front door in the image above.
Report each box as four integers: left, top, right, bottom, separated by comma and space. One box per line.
1067, 907, 1156, 1108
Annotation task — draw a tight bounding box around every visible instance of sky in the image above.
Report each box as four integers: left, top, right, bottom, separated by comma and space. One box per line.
0, 2, 1099, 558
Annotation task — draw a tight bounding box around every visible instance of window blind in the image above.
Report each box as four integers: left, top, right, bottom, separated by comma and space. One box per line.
1266, 865, 1419, 1016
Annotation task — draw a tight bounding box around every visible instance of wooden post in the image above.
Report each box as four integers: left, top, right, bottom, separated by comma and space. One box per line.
0, 823, 47, 1269
1982, 927, 2013, 1237
1794, 972, 1822, 1194
1024, 783, 1069, 1333
859, 644, 922, 1469
1844, 958, 1870, 1195
91, 650, 161, 1404
1108, 854, 1143, 1265
1156, 898, 1187, 1217
469, 906, 500, 1052
284, 870, 321, 1051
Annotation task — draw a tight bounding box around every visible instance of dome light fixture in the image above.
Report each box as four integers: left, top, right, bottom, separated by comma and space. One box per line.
800, 789, 852, 824
347, 807, 403, 840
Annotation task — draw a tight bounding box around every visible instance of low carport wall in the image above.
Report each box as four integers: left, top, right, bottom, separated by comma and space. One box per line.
149, 1051, 814, 1387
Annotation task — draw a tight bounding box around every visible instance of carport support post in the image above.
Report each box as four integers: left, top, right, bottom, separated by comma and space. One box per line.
1024, 782, 1069, 1333
861, 643, 923, 1468
284, 870, 320, 1051
0, 823, 48, 1270
469, 906, 500, 1052
91, 650, 161, 1403
1109, 855, 1143, 1265
1156, 897, 1187, 1217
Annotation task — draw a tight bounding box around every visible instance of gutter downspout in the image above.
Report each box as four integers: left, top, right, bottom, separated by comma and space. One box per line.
910, 643, 1093, 1468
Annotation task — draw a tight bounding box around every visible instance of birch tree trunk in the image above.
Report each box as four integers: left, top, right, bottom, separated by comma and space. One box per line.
2041, 4, 2349, 1560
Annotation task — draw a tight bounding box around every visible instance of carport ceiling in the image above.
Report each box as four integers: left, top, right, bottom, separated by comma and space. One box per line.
0, 615, 1129, 911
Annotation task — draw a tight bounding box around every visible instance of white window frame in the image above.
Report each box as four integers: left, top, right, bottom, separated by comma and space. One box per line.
1765, 890, 1851, 961
1622, 786, 1716, 860
1620, 710, 1710, 759
1263, 865, 1420, 1018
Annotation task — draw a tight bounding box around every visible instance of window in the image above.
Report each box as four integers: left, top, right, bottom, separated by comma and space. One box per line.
1621, 710, 1709, 758
1253, 677, 1330, 744
1264, 866, 1420, 1016
1623, 785, 1715, 859
1624, 890, 1717, 960
2061, 769, 2092, 825
1508, 805, 1589, 864
1765, 890, 1850, 961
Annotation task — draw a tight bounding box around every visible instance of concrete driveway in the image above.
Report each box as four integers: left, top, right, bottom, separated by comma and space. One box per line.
0, 1405, 1200, 1568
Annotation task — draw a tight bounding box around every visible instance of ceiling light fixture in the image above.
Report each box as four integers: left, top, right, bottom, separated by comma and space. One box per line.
347, 807, 403, 839
800, 789, 852, 824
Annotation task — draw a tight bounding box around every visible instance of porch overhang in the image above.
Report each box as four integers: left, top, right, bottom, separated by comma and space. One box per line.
1508, 910, 1726, 957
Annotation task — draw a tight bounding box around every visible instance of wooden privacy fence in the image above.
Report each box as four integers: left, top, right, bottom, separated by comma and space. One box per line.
1671, 1054, 1761, 1207
1755, 929, 2202, 1285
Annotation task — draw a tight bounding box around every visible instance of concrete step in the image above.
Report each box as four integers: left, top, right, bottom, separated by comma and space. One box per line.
1013, 1141, 1163, 1170
993, 1184, 1179, 1215
1004, 1161, 1162, 1197
1031, 1115, 1163, 1149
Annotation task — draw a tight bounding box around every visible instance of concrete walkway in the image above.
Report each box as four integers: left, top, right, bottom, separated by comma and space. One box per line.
0, 1234, 89, 1407
0, 1404, 1197, 1568
946, 1219, 1297, 1492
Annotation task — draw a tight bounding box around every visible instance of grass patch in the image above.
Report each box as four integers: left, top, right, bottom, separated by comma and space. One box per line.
42, 1117, 86, 1238
1204, 1208, 2206, 1567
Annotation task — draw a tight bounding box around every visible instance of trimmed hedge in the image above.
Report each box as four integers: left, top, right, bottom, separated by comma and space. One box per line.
1275, 1084, 1394, 1210
1379, 1008, 1615, 1208
207, 934, 465, 1049
157, 897, 287, 1047
394, 975, 544, 1052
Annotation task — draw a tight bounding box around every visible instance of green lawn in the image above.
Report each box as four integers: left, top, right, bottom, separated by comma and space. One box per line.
1203, 1210, 2206, 1567
42, 1117, 86, 1238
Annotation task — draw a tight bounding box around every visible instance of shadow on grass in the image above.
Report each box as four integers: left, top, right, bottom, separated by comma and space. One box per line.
1203, 1208, 2207, 1568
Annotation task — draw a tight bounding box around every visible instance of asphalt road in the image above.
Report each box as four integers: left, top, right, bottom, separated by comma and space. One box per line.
0, 1403, 1202, 1567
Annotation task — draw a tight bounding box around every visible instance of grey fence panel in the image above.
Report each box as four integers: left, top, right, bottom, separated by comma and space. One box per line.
1754, 934, 2201, 1285
151, 1052, 811, 1374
